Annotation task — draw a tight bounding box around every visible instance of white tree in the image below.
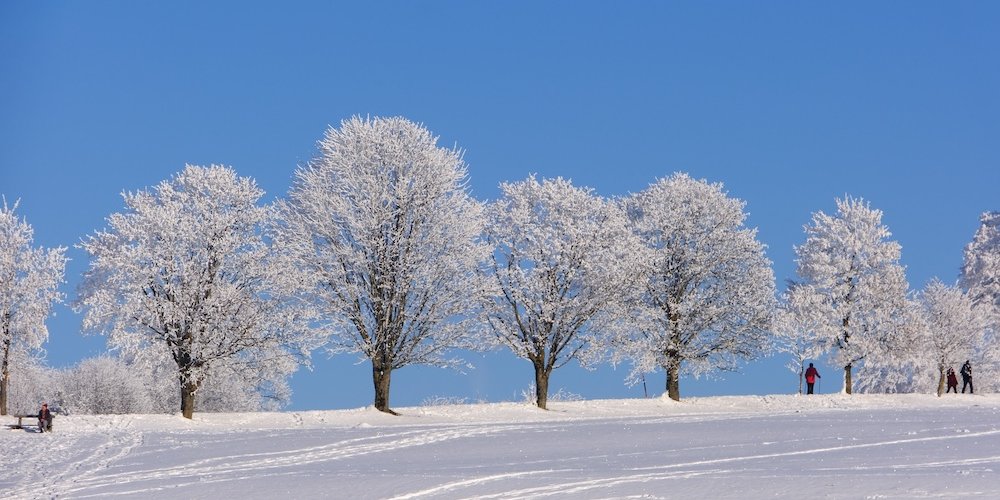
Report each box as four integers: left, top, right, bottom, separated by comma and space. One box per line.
614, 174, 775, 401
916, 279, 990, 396
57, 356, 154, 415
0, 198, 67, 415
275, 116, 488, 415
852, 298, 925, 394
962, 211, 1000, 319
483, 175, 640, 409
95, 345, 280, 414
961, 212, 1000, 308
3, 349, 54, 415
77, 165, 319, 419
961, 211, 1000, 392
792, 197, 912, 394
773, 284, 829, 395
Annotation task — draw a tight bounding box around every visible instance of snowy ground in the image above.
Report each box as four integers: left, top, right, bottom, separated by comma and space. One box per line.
3, 394, 1000, 499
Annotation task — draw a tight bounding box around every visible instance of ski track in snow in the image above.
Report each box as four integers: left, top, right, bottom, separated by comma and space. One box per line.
3, 415, 143, 499
3, 422, 532, 498
3, 396, 1000, 498
388, 427, 1000, 499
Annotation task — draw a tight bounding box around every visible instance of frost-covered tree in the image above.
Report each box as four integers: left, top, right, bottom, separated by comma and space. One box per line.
773, 283, 828, 395
916, 279, 990, 396
0, 198, 67, 415
852, 298, 925, 394
961, 212, 1000, 392
62, 347, 279, 415
3, 350, 54, 415
77, 165, 319, 419
58, 356, 154, 415
484, 176, 640, 409
614, 174, 775, 401
961, 211, 1000, 318
275, 116, 488, 415
792, 197, 912, 394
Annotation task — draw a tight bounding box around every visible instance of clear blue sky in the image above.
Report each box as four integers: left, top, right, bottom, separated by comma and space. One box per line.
2, 2, 998, 410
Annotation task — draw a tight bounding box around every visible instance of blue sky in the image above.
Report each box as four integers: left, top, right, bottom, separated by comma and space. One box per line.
2, 2, 998, 410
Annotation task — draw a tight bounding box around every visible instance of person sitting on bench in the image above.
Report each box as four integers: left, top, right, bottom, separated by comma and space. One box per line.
38, 403, 53, 433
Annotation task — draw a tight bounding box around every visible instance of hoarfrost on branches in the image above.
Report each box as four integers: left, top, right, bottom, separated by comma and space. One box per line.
2, 349, 53, 415
959, 211, 1000, 391
961, 211, 1000, 320
613, 173, 775, 401
76, 165, 319, 419
275, 116, 488, 415
914, 279, 990, 395
0, 198, 67, 415
482, 175, 640, 409
851, 298, 925, 394
57, 356, 154, 415
791, 197, 913, 394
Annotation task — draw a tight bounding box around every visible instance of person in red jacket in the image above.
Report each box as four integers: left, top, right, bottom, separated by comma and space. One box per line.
946, 367, 959, 393
805, 363, 821, 395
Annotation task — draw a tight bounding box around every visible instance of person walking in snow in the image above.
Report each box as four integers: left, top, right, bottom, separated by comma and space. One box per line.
961, 360, 973, 394
946, 367, 959, 393
805, 363, 821, 395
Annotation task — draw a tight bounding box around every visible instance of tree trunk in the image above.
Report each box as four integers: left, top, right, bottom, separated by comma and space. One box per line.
936, 365, 946, 397
0, 370, 7, 416
373, 364, 398, 415
798, 364, 804, 395
665, 354, 681, 401
180, 379, 199, 419
174, 338, 199, 419
1, 339, 8, 415
534, 362, 550, 410
841, 315, 852, 395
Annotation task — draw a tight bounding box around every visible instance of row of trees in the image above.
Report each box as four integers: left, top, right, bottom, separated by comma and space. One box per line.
2, 116, 998, 417
774, 200, 998, 396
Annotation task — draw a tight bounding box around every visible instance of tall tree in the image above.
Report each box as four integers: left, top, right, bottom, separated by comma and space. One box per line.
961, 211, 1000, 319
275, 116, 487, 415
0, 198, 66, 415
916, 279, 989, 396
961, 211, 1000, 387
792, 197, 911, 394
77, 165, 318, 419
614, 174, 775, 401
483, 176, 639, 409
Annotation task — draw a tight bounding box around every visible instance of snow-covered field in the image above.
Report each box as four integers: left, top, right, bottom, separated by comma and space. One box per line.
3, 394, 999, 499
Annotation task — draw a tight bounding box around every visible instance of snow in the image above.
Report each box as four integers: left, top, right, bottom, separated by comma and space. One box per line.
3, 394, 1000, 498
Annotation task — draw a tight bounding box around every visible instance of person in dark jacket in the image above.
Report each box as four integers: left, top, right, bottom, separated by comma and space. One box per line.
37, 403, 53, 433
946, 367, 959, 393
805, 363, 821, 395
961, 360, 973, 394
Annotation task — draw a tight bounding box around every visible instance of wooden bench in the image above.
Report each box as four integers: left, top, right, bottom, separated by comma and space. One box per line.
7, 415, 48, 431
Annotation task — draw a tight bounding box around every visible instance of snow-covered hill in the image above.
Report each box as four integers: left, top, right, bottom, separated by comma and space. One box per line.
3, 394, 999, 498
